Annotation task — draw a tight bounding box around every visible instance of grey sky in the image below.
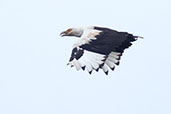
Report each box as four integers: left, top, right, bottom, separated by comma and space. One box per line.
0, 0, 171, 114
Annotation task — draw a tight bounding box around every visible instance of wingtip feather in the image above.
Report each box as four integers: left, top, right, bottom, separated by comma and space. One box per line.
82, 66, 85, 70
105, 71, 108, 75
89, 70, 92, 74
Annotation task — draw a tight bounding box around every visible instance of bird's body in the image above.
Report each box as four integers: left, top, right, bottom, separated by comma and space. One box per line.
60, 26, 142, 75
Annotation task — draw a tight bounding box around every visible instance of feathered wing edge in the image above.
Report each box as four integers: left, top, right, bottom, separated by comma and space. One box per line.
67, 50, 122, 75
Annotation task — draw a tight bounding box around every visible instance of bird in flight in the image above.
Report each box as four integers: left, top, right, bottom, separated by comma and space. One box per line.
60, 26, 142, 75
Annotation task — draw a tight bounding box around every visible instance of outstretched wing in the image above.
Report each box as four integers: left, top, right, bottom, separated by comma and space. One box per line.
67, 26, 139, 75
81, 27, 137, 54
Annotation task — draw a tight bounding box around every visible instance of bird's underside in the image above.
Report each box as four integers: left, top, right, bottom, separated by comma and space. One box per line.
60, 26, 142, 75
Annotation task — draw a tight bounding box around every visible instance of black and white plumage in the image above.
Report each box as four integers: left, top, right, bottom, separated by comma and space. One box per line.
60, 26, 142, 75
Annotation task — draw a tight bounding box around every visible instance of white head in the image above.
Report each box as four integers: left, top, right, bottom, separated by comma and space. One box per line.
60, 28, 83, 37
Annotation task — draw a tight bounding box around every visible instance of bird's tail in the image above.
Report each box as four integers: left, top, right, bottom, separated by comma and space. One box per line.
134, 36, 144, 39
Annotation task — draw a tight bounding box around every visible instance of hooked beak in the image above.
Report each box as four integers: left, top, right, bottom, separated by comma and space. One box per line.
60, 31, 66, 37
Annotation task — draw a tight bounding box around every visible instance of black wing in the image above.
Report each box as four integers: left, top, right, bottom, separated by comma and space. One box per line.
80, 26, 137, 55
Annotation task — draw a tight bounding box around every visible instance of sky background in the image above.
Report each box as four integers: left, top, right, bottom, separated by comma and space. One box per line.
0, 0, 171, 114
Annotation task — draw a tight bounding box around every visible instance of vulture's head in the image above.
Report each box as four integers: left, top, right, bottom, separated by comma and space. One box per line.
60, 28, 83, 37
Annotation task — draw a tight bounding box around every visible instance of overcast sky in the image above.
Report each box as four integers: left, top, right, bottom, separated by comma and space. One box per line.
0, 0, 171, 114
